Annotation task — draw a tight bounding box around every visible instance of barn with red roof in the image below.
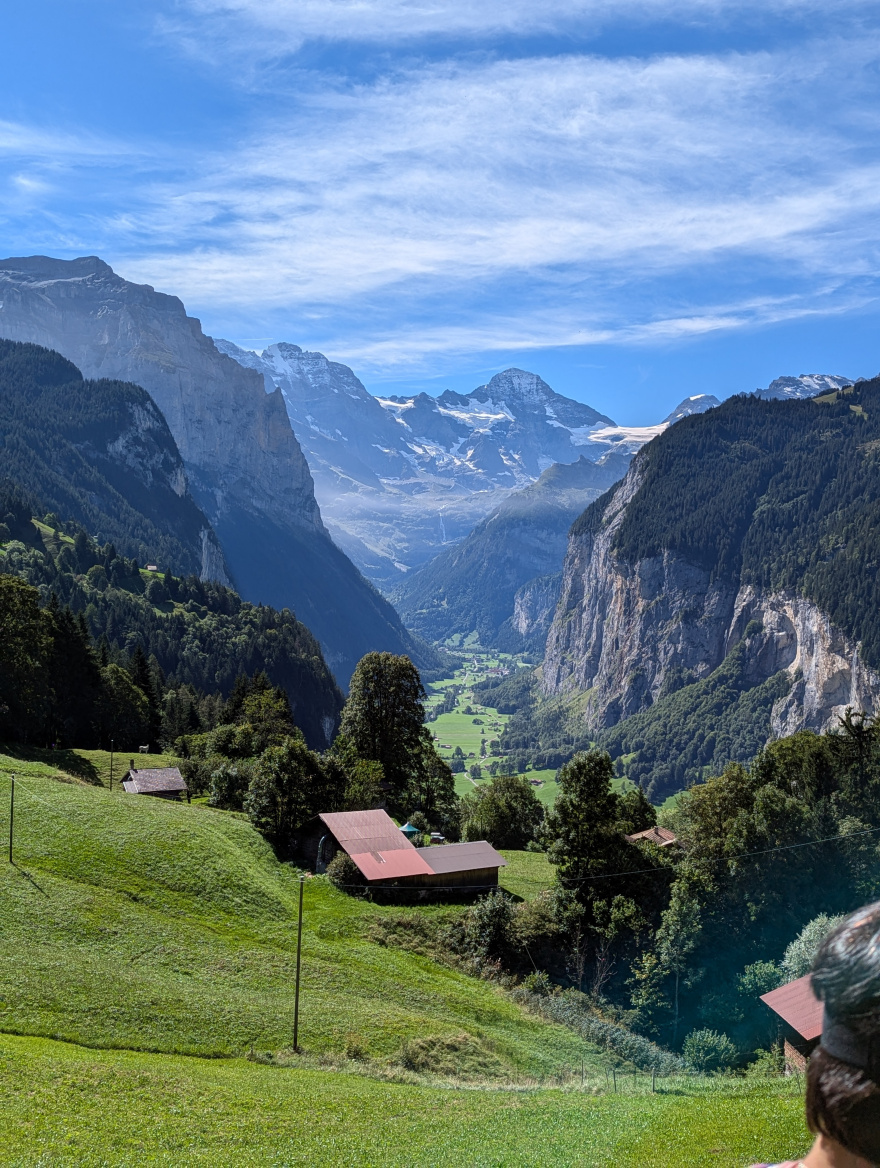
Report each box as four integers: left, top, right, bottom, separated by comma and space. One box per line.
298, 809, 506, 891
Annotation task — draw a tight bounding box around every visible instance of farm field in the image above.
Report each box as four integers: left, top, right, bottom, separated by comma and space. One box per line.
0, 1033, 809, 1167
426, 654, 565, 808
498, 850, 554, 901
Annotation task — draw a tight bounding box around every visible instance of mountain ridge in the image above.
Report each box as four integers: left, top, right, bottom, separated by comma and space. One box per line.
541, 383, 880, 796
0, 256, 432, 686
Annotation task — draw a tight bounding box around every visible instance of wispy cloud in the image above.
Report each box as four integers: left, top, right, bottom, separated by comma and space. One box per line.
171, 0, 878, 55
4, 15, 880, 374
106, 36, 880, 362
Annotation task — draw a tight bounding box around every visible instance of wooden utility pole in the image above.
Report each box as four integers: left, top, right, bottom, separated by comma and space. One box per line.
8, 774, 14, 863
109, 740, 114, 791
293, 875, 304, 1052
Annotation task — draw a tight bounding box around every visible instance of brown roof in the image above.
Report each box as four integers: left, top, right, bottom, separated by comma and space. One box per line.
124, 767, 187, 795
318, 810, 433, 882
625, 826, 679, 847
760, 974, 823, 1040
417, 841, 507, 875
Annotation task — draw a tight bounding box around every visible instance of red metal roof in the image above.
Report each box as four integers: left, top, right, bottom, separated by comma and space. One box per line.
319, 810, 413, 854
319, 810, 432, 882
761, 975, 824, 1040
348, 849, 434, 881
417, 841, 507, 875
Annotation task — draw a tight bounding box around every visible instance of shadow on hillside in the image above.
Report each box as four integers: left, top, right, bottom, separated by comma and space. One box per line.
0, 742, 101, 786
11, 862, 48, 896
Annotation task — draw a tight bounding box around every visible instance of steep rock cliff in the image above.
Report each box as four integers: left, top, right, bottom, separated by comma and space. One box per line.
544, 386, 880, 743
0, 338, 228, 581
0, 256, 429, 685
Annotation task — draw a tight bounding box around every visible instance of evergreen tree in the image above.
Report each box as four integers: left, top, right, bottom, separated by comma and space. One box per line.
0, 575, 51, 742
339, 652, 428, 807
128, 644, 161, 746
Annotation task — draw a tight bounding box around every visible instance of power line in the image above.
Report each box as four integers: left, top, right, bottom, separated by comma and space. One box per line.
556, 823, 880, 887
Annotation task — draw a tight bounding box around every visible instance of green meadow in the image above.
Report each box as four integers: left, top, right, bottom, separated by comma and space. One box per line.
426, 655, 564, 807
0, 747, 812, 1165
0, 1034, 809, 1166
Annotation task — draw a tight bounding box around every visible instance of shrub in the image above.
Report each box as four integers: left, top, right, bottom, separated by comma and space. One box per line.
326, 852, 367, 896
208, 761, 253, 811
463, 889, 515, 962
521, 971, 554, 996
514, 986, 685, 1073
682, 1029, 737, 1072
344, 1032, 368, 1060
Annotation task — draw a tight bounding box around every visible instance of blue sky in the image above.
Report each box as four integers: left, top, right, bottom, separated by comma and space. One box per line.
2, 1, 880, 422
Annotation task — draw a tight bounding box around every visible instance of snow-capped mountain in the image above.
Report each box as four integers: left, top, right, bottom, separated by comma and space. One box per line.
216, 336, 853, 593
215, 341, 656, 588
663, 394, 721, 423
755, 374, 855, 400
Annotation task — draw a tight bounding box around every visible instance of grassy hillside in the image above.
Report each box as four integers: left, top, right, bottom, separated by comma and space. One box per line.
0, 1033, 808, 1166
0, 760, 603, 1075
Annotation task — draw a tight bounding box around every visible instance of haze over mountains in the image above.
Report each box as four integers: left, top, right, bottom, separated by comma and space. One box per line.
218, 341, 720, 590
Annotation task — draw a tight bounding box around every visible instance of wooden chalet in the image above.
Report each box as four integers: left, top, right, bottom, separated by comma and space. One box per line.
122, 765, 189, 802
625, 826, 679, 848
298, 809, 506, 890
760, 974, 823, 1072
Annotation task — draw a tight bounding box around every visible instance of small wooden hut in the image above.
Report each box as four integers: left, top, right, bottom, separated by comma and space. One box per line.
122, 765, 189, 802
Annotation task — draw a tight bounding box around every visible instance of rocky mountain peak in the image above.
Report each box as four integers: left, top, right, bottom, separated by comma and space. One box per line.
663, 394, 721, 424
755, 373, 855, 400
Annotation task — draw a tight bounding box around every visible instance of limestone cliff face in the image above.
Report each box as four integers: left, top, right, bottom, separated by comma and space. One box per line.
0, 256, 323, 535
543, 454, 880, 736
0, 256, 434, 686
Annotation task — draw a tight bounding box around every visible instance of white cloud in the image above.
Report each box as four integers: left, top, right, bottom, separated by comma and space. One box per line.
173, 0, 876, 54
117, 42, 880, 310
5, 25, 880, 371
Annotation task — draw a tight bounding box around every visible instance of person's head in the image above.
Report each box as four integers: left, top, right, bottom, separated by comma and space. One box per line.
808, 901, 880, 1163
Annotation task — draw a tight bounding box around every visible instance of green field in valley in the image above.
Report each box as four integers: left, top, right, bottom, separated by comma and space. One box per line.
426, 654, 565, 808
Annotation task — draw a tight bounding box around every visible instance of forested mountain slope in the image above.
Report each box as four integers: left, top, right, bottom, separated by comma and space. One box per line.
0, 339, 227, 581
0, 257, 434, 685
542, 381, 880, 796
393, 453, 631, 650
0, 487, 342, 749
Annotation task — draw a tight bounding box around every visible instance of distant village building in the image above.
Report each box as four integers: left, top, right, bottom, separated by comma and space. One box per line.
122, 764, 189, 802
625, 826, 679, 848
760, 974, 823, 1072
298, 809, 506, 890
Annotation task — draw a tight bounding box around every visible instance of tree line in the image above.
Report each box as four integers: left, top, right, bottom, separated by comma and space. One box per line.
0, 485, 341, 748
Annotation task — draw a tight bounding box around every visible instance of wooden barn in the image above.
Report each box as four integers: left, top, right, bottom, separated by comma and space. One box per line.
297, 809, 506, 891
760, 974, 823, 1072
122, 765, 189, 802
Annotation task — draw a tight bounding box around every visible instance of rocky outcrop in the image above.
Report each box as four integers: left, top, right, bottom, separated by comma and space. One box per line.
0, 338, 228, 580
544, 455, 880, 737
0, 256, 322, 536
497, 573, 562, 653
0, 256, 430, 685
